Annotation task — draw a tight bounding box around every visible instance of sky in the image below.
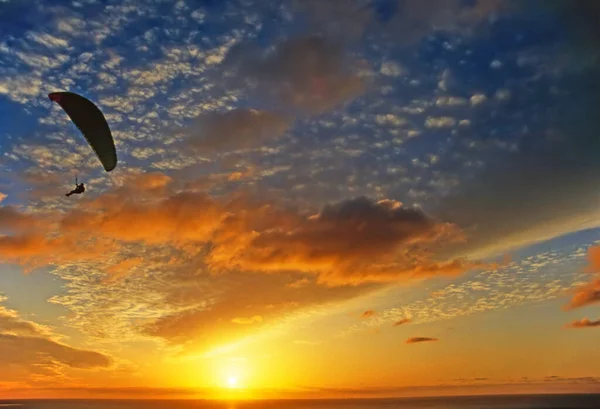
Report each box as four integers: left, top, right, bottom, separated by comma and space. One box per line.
0, 0, 599, 400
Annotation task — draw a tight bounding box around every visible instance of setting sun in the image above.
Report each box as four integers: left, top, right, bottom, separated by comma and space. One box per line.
227, 377, 238, 389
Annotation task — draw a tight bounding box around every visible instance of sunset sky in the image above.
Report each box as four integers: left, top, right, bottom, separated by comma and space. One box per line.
0, 0, 599, 400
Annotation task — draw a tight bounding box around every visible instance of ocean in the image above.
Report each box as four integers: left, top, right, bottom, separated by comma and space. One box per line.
2, 395, 600, 409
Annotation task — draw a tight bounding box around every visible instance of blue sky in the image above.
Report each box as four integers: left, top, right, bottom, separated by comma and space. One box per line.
0, 0, 599, 398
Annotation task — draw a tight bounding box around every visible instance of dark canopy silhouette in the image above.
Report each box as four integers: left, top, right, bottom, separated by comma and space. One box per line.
49, 92, 117, 172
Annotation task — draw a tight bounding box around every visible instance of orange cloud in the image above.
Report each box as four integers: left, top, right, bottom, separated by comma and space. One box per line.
0, 303, 111, 380
585, 246, 600, 273
0, 175, 487, 348
141, 271, 369, 346
565, 247, 600, 310
361, 310, 376, 318
208, 196, 480, 286
564, 278, 600, 310
405, 337, 438, 344
104, 258, 144, 283
565, 318, 600, 329
0, 182, 481, 288
393, 318, 412, 327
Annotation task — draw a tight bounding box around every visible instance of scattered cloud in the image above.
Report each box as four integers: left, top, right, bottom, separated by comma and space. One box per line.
425, 116, 456, 129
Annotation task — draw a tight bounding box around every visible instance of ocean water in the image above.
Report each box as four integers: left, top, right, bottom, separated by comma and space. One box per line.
2, 395, 600, 409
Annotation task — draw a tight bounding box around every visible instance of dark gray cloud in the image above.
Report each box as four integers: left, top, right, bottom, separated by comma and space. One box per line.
222, 36, 365, 115
208, 196, 479, 286
184, 109, 292, 153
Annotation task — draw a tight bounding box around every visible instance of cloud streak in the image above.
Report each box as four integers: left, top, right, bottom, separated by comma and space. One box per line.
405, 336, 438, 344
566, 318, 600, 329
393, 318, 411, 327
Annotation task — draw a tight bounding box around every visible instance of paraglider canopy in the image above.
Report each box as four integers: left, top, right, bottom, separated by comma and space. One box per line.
49, 91, 117, 172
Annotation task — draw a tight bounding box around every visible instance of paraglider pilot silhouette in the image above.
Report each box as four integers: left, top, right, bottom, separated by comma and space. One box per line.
48, 92, 117, 197
66, 178, 85, 197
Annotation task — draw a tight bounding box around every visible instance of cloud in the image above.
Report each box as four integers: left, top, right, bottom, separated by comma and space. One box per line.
231, 315, 263, 325
564, 278, 600, 311
405, 336, 438, 344
361, 310, 376, 318
393, 318, 411, 326
140, 271, 368, 347
379, 0, 508, 46
207, 196, 479, 286
566, 318, 600, 329
470, 94, 488, 106
223, 36, 365, 115
4, 386, 211, 399
184, 109, 292, 153
0, 300, 111, 381
565, 246, 600, 310
0, 175, 482, 347
586, 246, 600, 273
292, 0, 374, 40
294, 0, 507, 47
380, 61, 406, 77
104, 258, 144, 283
425, 116, 457, 129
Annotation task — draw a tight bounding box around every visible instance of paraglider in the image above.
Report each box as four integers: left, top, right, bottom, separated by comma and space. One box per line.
66, 179, 85, 197
49, 91, 117, 196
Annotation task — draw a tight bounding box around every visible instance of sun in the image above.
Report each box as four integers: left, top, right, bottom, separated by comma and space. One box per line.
227, 376, 239, 388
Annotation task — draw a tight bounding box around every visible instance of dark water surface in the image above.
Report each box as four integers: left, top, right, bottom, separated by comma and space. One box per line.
2, 395, 600, 409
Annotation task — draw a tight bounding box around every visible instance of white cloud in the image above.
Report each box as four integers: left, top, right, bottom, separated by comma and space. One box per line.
435, 96, 467, 107
15, 51, 70, 69
425, 116, 456, 129
375, 114, 407, 127
490, 59, 503, 69
495, 89, 512, 101
26, 32, 70, 49
0, 76, 44, 104
380, 61, 406, 77
470, 93, 487, 106
438, 69, 452, 91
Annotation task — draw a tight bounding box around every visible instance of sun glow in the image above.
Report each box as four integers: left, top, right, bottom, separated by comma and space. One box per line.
227, 376, 238, 388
